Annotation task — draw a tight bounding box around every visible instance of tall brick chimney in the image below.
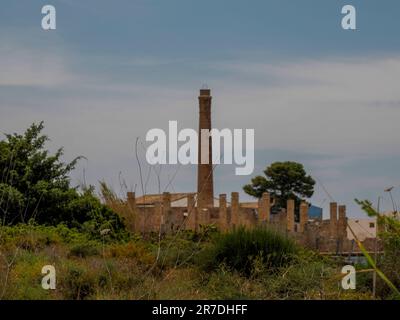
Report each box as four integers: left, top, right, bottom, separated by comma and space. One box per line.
197, 88, 214, 208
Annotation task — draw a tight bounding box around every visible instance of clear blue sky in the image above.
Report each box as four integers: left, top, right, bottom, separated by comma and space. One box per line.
1, 0, 400, 217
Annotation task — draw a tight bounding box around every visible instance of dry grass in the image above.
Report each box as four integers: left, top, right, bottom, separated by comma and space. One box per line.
0, 224, 380, 300
99, 181, 136, 233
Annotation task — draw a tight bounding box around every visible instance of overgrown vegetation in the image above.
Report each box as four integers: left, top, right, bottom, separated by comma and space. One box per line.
0, 122, 127, 240
0, 224, 376, 300
355, 199, 400, 299
0, 123, 397, 300
200, 226, 298, 275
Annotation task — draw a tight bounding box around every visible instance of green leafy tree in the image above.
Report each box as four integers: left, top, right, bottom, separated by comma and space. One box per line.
243, 161, 315, 210
0, 122, 79, 224
0, 122, 127, 239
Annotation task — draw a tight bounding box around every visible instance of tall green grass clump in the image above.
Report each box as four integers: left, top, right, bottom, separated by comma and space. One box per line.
203, 226, 298, 275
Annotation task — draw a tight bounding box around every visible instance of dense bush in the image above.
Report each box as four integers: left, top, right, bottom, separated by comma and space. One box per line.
158, 237, 201, 268
69, 242, 100, 258
62, 188, 129, 241
201, 226, 298, 275
0, 223, 87, 251
106, 242, 156, 267
63, 266, 96, 300
0, 222, 115, 248
0, 122, 127, 239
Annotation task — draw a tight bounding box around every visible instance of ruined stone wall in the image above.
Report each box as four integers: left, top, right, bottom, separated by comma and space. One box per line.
123, 191, 377, 253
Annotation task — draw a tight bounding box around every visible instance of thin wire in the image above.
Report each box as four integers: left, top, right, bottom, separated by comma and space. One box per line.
314, 175, 335, 203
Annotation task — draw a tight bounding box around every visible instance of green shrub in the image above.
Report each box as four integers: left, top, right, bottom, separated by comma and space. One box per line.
64, 189, 129, 241
201, 226, 298, 275
0, 223, 95, 250
158, 237, 204, 269
63, 266, 96, 300
1, 251, 55, 300
204, 264, 263, 299
0, 122, 128, 240
262, 256, 331, 299
69, 242, 100, 258
106, 242, 155, 266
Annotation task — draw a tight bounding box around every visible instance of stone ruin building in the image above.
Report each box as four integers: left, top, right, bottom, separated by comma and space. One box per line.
119, 89, 378, 255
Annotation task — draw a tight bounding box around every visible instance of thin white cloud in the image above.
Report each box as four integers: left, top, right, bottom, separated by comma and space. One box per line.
211, 56, 400, 156
0, 41, 77, 87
